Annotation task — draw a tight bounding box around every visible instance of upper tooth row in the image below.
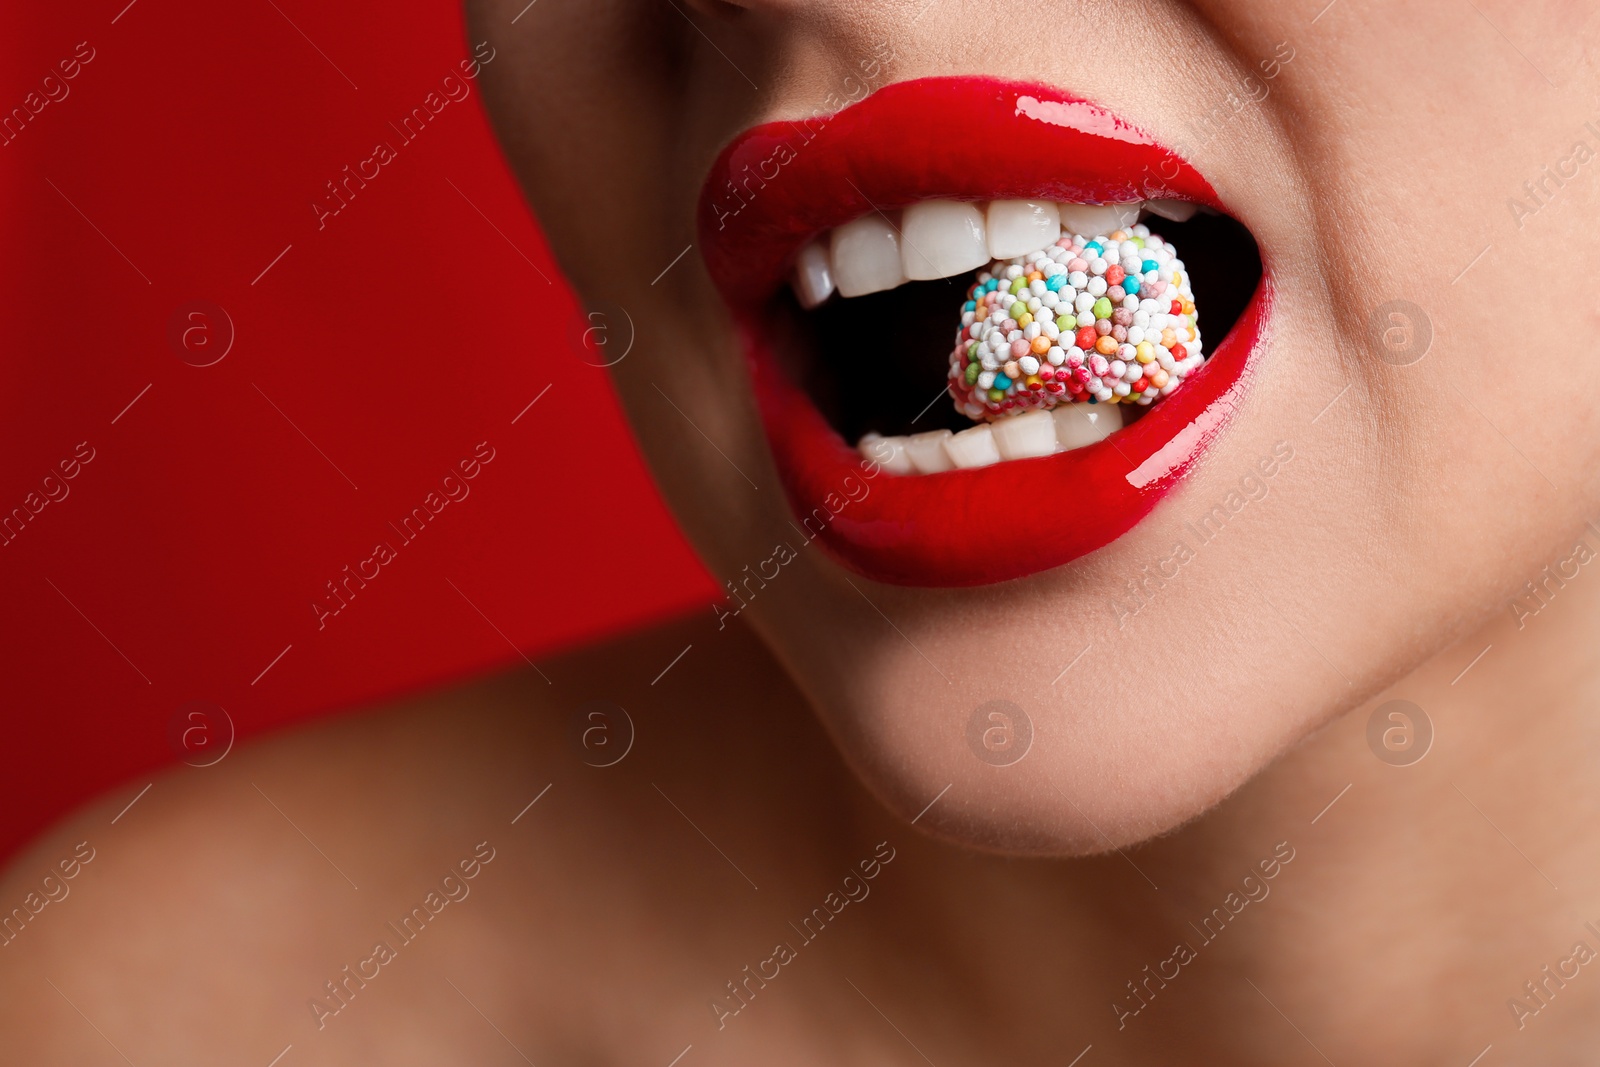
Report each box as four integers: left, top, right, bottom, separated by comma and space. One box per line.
792, 199, 1198, 307
859, 403, 1125, 475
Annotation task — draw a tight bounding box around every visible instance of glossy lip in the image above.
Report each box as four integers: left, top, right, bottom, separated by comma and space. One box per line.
696, 76, 1273, 587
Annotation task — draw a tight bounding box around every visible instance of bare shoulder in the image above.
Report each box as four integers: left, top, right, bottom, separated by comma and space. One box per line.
0, 646, 555, 1061
0, 617, 855, 1064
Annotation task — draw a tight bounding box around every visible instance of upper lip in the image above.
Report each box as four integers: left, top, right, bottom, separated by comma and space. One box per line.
699, 76, 1221, 308
694, 76, 1271, 587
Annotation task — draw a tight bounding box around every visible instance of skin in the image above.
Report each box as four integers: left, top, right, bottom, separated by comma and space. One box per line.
5, 0, 1600, 1062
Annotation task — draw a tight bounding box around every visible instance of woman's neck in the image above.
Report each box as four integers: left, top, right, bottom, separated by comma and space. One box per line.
903, 555, 1600, 1061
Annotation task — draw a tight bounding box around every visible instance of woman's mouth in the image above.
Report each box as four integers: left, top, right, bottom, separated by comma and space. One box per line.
697, 76, 1271, 587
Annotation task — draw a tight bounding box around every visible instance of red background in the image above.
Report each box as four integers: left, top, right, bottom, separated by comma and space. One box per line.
1, 0, 714, 862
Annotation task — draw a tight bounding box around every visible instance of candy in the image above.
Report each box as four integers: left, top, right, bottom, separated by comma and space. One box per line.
946, 223, 1205, 418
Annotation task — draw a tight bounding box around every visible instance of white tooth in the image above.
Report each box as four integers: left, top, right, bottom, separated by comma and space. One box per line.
1143, 199, 1198, 223
900, 201, 989, 280
830, 215, 905, 297
858, 432, 916, 475
986, 200, 1061, 259
944, 424, 1002, 469
989, 410, 1058, 461
792, 240, 835, 308
905, 430, 955, 474
1057, 203, 1143, 237
1051, 403, 1124, 450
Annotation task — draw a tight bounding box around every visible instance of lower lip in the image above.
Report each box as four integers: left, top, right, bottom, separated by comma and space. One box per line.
745, 277, 1273, 587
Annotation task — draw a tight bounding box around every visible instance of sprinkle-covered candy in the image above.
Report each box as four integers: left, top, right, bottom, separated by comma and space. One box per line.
947, 223, 1204, 421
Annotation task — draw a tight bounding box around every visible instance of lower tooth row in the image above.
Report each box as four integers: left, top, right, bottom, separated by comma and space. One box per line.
859, 404, 1123, 474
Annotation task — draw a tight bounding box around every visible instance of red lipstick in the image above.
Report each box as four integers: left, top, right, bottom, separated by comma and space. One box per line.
697, 76, 1272, 587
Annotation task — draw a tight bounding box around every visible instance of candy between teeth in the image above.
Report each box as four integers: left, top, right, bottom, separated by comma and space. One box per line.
948, 222, 1203, 421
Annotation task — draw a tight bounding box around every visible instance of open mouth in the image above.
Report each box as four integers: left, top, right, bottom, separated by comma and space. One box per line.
697, 77, 1273, 587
